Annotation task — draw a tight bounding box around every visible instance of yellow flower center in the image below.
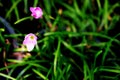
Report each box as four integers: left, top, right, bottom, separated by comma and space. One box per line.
30, 36, 34, 40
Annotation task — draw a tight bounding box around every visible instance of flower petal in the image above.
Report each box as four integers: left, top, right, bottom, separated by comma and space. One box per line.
30, 7, 43, 19
23, 33, 37, 52
26, 43, 35, 52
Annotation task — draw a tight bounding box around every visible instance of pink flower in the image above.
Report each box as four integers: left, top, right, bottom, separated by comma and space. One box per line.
23, 33, 37, 51
30, 7, 43, 19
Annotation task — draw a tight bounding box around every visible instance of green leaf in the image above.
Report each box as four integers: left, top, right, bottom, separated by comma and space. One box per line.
5, 0, 22, 19
61, 40, 86, 59
32, 69, 48, 80
14, 16, 32, 24
0, 73, 16, 80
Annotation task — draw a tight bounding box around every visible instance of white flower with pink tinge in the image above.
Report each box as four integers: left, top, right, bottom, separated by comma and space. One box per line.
23, 33, 37, 51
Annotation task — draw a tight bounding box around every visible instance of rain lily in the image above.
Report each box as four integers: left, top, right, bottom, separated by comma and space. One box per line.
23, 33, 37, 52
30, 7, 43, 19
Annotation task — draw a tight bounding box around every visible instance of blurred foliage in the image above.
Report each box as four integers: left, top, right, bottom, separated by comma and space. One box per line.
0, 0, 120, 80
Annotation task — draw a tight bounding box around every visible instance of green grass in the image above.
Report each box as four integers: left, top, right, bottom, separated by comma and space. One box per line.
0, 0, 120, 80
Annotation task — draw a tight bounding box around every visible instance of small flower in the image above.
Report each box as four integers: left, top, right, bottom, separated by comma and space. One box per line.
23, 33, 37, 52
30, 7, 43, 19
